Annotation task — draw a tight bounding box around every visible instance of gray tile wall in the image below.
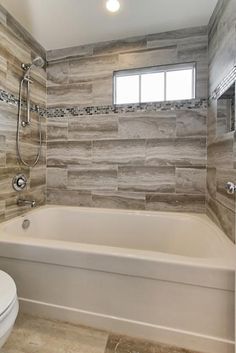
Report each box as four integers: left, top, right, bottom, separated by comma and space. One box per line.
0, 5, 47, 221
47, 107, 207, 210
46, 26, 208, 213
1, 1, 235, 241
47, 26, 208, 107
3, 1, 235, 242
207, 0, 236, 241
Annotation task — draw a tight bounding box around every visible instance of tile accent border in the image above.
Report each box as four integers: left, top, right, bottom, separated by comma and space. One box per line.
211, 65, 236, 100
0, 89, 47, 117
0, 87, 207, 118
47, 99, 208, 118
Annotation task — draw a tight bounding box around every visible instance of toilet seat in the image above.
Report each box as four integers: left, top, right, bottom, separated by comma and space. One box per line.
0, 271, 17, 317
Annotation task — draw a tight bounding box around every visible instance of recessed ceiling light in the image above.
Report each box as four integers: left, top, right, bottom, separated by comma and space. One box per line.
106, 0, 120, 13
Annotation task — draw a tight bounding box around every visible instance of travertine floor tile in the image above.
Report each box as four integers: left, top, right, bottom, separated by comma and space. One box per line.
1, 314, 108, 353
104, 334, 202, 353
2, 315, 203, 353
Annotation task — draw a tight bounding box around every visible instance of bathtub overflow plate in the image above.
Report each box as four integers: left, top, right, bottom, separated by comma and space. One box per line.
22, 219, 30, 230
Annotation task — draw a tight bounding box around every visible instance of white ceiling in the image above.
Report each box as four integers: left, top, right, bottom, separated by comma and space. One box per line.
0, 0, 218, 51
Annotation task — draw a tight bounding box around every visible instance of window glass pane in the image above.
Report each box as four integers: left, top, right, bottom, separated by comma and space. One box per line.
141, 72, 165, 103
115, 75, 139, 104
166, 69, 193, 101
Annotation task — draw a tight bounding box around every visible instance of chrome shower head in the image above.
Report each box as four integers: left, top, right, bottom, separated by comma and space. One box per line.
21, 56, 45, 72
32, 56, 45, 68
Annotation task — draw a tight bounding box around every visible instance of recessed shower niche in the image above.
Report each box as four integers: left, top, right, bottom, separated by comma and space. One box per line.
217, 82, 235, 135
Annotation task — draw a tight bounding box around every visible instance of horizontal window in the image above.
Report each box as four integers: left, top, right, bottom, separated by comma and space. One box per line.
113, 63, 196, 105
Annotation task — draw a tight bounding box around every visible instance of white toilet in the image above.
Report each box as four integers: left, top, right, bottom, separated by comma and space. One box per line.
0, 270, 19, 348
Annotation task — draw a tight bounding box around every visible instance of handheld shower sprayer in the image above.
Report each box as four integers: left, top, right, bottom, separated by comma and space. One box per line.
17, 56, 45, 167
20, 56, 45, 126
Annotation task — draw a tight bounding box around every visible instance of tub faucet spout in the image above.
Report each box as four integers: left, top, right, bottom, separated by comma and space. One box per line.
17, 199, 36, 208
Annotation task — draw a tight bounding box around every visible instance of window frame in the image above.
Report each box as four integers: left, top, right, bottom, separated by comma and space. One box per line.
113, 62, 196, 105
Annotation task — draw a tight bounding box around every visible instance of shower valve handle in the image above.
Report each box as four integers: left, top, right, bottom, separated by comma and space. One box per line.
225, 182, 236, 195
17, 178, 25, 187
12, 174, 27, 191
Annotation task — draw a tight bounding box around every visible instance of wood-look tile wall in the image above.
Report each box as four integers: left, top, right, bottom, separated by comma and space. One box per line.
0, 5, 47, 221
46, 27, 208, 212
47, 26, 208, 106
47, 109, 207, 212
207, 0, 236, 241
1, 1, 235, 241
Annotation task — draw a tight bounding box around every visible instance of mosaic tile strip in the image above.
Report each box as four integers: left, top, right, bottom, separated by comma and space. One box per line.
47, 99, 208, 118
211, 65, 236, 100
0, 89, 47, 117
0, 88, 208, 118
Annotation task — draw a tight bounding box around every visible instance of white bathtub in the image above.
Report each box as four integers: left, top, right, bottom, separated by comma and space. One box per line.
0, 206, 234, 353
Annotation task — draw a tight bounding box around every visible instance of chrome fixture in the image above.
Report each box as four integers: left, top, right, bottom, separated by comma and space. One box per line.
21, 57, 45, 74
22, 219, 30, 230
17, 56, 45, 167
225, 181, 236, 195
12, 174, 27, 191
17, 199, 36, 208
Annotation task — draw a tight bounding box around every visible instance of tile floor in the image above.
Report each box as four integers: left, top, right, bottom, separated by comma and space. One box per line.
1, 314, 201, 353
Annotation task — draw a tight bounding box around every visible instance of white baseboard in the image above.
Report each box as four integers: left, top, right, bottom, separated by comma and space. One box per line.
19, 297, 234, 353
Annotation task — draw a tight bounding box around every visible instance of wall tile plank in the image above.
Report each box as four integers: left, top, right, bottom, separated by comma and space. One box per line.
68, 115, 118, 140
118, 166, 175, 192
118, 112, 176, 139
176, 167, 206, 195
93, 139, 146, 165
68, 165, 118, 191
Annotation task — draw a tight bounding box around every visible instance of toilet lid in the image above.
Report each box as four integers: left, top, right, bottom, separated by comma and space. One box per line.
0, 271, 17, 316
